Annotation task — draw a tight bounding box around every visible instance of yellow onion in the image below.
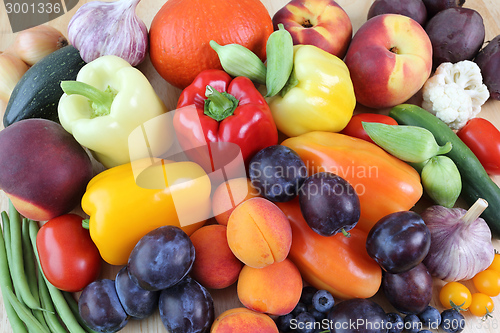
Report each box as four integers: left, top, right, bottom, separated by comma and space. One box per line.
0, 52, 29, 103
422, 198, 495, 281
12, 25, 68, 66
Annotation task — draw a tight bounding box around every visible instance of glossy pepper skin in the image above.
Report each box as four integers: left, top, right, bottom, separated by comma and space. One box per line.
277, 199, 382, 299
282, 131, 423, 233
58, 56, 169, 169
81, 159, 211, 266
174, 69, 278, 170
267, 45, 356, 137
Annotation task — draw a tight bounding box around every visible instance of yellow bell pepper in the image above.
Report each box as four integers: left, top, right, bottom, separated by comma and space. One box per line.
81, 158, 212, 266
267, 45, 356, 137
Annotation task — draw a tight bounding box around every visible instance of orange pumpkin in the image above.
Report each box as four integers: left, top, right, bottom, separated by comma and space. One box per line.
149, 0, 274, 90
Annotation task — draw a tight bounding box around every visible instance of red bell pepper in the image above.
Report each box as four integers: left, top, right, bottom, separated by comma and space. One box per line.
174, 69, 278, 175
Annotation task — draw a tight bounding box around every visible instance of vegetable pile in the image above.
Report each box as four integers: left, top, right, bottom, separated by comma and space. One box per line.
1, 0, 500, 333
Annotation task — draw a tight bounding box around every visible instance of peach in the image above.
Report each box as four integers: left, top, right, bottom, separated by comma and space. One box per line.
189, 225, 243, 289
344, 14, 432, 109
212, 177, 260, 226
211, 307, 279, 333
226, 197, 292, 268
237, 259, 303, 316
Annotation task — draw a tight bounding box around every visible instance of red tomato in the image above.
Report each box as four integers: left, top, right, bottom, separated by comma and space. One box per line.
36, 214, 102, 292
457, 118, 500, 175
341, 113, 398, 143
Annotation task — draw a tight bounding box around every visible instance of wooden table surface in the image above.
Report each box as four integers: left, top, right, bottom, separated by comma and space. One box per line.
2, 0, 500, 332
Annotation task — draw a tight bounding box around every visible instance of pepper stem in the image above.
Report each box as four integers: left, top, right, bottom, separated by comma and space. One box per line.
437, 141, 453, 155
82, 219, 90, 230
461, 198, 488, 225
203, 85, 239, 122
340, 228, 351, 238
60, 81, 117, 118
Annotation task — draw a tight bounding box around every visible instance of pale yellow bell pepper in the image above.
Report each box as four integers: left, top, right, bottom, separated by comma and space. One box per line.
268, 45, 356, 137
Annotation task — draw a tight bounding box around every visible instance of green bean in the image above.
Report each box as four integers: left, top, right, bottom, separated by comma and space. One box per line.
3, 285, 50, 333
63, 292, 100, 333
22, 218, 49, 331
8, 202, 43, 310
28, 220, 88, 333
0, 212, 28, 333
38, 270, 67, 333
1, 211, 23, 305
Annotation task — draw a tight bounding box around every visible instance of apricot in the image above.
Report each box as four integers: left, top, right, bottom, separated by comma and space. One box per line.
212, 177, 260, 225
211, 307, 278, 333
237, 259, 302, 316
189, 225, 243, 289
226, 197, 292, 268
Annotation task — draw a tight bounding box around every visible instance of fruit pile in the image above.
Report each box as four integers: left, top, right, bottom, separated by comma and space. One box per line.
1, 0, 500, 333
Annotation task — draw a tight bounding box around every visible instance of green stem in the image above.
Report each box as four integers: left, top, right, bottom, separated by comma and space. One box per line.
60, 81, 116, 118
82, 219, 90, 230
437, 141, 453, 155
203, 85, 239, 121
340, 228, 351, 238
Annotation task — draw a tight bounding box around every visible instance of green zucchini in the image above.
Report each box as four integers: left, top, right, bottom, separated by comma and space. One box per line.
389, 104, 500, 237
3, 45, 86, 128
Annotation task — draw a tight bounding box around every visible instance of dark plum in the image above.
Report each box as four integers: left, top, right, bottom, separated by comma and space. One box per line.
158, 276, 214, 333
386, 312, 404, 333
366, 211, 430, 274
78, 279, 129, 333
327, 298, 387, 333
425, 7, 485, 69
298, 172, 360, 237
127, 225, 195, 291
367, 0, 427, 26
475, 34, 500, 100
422, 0, 465, 18
115, 266, 160, 319
382, 263, 433, 314
249, 145, 308, 202
418, 305, 441, 328
440, 309, 465, 333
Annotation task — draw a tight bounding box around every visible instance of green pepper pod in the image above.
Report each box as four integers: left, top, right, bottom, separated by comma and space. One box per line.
362, 122, 452, 163
209, 40, 267, 85
421, 156, 462, 208
265, 23, 294, 97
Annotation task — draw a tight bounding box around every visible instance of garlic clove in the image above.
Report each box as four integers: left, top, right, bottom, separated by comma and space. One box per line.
0, 52, 30, 103
12, 25, 68, 66
68, 0, 148, 67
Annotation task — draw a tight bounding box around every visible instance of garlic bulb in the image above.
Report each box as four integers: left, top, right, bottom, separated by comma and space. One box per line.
13, 25, 68, 66
0, 52, 29, 103
422, 199, 495, 281
68, 0, 148, 66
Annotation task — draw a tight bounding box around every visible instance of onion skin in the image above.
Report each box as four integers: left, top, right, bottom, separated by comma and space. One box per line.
421, 204, 494, 281
68, 0, 148, 66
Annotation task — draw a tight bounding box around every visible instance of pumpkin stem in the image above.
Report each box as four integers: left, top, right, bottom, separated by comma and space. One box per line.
204, 85, 239, 121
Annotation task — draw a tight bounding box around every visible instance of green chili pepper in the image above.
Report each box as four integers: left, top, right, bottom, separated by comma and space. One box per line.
362, 122, 453, 163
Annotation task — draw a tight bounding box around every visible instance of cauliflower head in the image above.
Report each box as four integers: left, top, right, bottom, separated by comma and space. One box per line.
422, 60, 489, 130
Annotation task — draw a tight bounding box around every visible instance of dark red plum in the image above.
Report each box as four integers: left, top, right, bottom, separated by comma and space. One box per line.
158, 276, 214, 333
366, 211, 431, 274
382, 263, 433, 314
249, 145, 308, 202
115, 266, 160, 319
298, 172, 360, 237
127, 226, 195, 291
327, 298, 388, 333
367, 0, 427, 26
425, 7, 485, 69
78, 279, 129, 333
475, 34, 500, 100
422, 0, 465, 18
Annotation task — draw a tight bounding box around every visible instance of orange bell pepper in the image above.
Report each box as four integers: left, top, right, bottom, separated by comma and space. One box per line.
282, 131, 422, 233
277, 199, 382, 299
